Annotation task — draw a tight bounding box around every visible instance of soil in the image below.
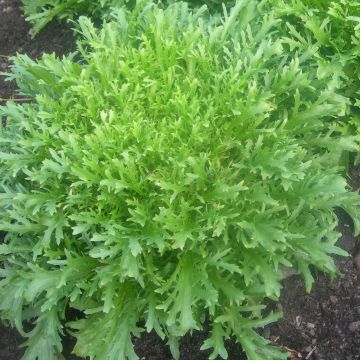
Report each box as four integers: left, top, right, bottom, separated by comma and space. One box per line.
1, 1, 360, 359
267, 206, 360, 360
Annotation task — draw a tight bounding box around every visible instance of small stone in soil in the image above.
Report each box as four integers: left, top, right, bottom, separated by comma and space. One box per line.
301, 332, 310, 341
348, 321, 360, 332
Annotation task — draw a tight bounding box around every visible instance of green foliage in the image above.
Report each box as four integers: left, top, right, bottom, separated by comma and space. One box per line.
267, 0, 360, 162
23, 0, 242, 37
22, 0, 224, 35
1, 1, 360, 359
21, 0, 360, 159
22, 0, 132, 35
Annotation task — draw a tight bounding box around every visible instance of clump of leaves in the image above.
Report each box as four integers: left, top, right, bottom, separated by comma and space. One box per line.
1, 1, 360, 359
268, 0, 360, 162
22, 0, 133, 35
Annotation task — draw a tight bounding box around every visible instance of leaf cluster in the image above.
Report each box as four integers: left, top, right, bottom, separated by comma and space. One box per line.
267, 0, 360, 162
1, 1, 360, 360
21, 0, 360, 160
22, 0, 132, 35
22, 0, 222, 35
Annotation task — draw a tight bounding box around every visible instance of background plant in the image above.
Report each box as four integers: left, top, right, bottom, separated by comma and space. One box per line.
1, 1, 360, 360
22, 0, 223, 35
22, 0, 132, 35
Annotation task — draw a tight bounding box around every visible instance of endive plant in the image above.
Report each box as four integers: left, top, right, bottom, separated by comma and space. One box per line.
1, 1, 360, 359
22, 0, 360, 159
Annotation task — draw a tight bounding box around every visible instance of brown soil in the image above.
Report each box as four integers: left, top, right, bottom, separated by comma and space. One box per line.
267, 208, 360, 360
1, 1, 360, 359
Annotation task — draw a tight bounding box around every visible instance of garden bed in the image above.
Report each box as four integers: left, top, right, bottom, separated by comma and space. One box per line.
0, 1, 359, 359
